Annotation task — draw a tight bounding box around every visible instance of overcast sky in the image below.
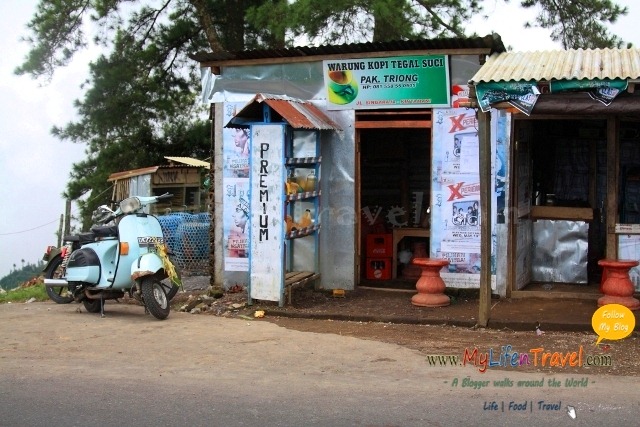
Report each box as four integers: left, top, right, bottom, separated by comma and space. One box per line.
0, 0, 638, 278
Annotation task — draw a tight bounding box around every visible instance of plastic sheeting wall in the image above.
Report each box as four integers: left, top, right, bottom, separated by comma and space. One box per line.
531, 220, 589, 283
200, 56, 481, 104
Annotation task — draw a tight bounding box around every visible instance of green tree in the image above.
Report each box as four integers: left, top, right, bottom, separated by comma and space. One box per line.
0, 261, 45, 291
285, 0, 627, 48
16, 0, 264, 228
521, 0, 628, 49
15, 0, 628, 229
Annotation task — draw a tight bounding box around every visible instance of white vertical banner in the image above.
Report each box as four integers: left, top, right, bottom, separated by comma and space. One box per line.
249, 124, 285, 302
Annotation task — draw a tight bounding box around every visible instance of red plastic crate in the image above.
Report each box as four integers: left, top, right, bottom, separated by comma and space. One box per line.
365, 257, 392, 280
366, 233, 393, 258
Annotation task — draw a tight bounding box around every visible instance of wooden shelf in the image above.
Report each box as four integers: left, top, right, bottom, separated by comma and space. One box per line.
286, 224, 321, 239
530, 206, 594, 222
286, 190, 321, 201
284, 271, 320, 304
286, 156, 321, 165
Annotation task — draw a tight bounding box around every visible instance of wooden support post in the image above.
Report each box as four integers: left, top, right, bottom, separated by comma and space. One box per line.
64, 200, 71, 237
57, 214, 64, 248
605, 117, 619, 259
478, 109, 492, 327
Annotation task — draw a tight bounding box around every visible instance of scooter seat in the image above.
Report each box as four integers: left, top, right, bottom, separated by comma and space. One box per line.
64, 233, 95, 247
78, 232, 97, 245
90, 225, 119, 238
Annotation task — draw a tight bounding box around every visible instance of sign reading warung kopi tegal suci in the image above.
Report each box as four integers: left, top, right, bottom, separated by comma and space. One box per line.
323, 55, 451, 110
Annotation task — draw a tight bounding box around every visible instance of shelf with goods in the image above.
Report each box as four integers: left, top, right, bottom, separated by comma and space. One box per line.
282, 131, 322, 304
226, 94, 340, 307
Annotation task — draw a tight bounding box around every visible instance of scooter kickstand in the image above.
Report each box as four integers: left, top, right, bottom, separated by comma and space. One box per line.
100, 297, 105, 318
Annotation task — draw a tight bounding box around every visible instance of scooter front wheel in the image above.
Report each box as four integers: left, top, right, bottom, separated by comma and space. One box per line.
160, 280, 179, 301
44, 255, 74, 304
141, 278, 170, 320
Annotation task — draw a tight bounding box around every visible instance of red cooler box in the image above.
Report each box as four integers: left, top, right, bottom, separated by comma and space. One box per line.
366, 258, 392, 280
366, 233, 392, 258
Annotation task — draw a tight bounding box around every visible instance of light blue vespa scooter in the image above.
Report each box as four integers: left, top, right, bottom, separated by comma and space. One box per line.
44, 193, 181, 320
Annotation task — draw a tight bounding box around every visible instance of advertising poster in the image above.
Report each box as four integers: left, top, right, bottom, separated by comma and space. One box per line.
618, 234, 640, 292
223, 178, 250, 272
431, 105, 487, 288
223, 102, 251, 277
223, 102, 251, 179
322, 55, 450, 110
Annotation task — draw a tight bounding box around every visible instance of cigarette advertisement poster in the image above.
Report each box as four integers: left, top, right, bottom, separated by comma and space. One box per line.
223, 102, 251, 278
323, 55, 450, 110
431, 105, 496, 288
223, 178, 250, 272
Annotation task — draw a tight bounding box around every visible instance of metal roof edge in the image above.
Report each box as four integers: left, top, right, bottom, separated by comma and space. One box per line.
191, 34, 506, 66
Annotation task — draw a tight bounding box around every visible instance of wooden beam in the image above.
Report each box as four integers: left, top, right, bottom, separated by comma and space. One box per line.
355, 120, 431, 129
606, 117, 620, 258
478, 110, 492, 327
198, 48, 493, 68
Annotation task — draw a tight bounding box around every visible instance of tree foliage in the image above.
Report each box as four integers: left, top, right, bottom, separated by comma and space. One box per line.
0, 261, 45, 291
16, 0, 628, 227
521, 0, 628, 49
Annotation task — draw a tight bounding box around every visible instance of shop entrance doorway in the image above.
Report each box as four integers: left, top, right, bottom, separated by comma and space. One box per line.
509, 118, 640, 297
356, 110, 432, 287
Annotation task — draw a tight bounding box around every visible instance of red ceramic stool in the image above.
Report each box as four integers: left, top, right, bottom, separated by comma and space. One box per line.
411, 258, 450, 307
597, 259, 640, 311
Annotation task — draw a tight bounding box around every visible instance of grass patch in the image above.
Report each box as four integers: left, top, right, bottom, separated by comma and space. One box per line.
0, 284, 49, 303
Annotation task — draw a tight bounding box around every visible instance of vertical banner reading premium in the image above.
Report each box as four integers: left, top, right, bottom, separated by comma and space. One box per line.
249, 124, 285, 302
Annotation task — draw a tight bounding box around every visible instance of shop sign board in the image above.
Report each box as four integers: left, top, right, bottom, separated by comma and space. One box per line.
323, 55, 450, 110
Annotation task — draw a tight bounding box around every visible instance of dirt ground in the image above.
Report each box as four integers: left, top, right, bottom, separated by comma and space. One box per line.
171, 286, 640, 377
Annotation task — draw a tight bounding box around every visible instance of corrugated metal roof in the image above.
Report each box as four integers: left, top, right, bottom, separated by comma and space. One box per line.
108, 166, 159, 182
470, 48, 640, 84
107, 162, 204, 182
164, 156, 210, 169
226, 93, 342, 131
191, 34, 505, 65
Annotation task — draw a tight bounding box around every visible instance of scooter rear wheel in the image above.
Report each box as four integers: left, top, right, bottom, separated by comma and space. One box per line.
141, 278, 170, 320
44, 255, 74, 304
83, 299, 102, 313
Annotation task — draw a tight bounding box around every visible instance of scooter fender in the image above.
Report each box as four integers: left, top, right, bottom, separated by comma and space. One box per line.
65, 247, 102, 283
131, 252, 165, 281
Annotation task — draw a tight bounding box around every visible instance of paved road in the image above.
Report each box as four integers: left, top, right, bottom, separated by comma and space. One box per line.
0, 302, 638, 426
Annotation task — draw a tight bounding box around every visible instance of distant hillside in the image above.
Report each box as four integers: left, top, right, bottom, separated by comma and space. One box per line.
0, 262, 45, 290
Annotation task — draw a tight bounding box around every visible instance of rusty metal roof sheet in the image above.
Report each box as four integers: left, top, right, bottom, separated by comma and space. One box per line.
164, 156, 210, 169
107, 162, 204, 182
191, 34, 505, 65
226, 93, 342, 131
108, 166, 159, 182
470, 48, 640, 84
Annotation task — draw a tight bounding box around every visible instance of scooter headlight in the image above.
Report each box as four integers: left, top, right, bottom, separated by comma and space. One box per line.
119, 197, 142, 214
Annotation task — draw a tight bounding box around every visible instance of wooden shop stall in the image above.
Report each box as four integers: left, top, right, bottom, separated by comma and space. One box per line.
192, 35, 507, 302
467, 48, 640, 308
107, 156, 209, 215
